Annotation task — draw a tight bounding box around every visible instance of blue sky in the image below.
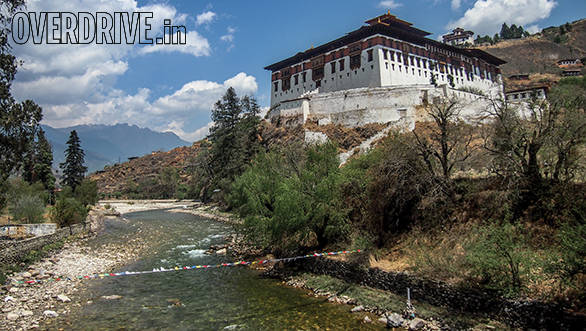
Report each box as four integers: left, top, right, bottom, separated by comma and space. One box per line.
10, 0, 585, 142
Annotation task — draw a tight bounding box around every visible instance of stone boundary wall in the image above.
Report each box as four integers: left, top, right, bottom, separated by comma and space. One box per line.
0, 223, 58, 239
0, 208, 105, 266
0, 223, 87, 266
288, 258, 583, 330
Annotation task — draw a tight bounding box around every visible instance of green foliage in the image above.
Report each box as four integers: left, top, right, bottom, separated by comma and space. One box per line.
22, 128, 55, 194
548, 222, 586, 283
74, 179, 98, 206
466, 222, 537, 296
499, 23, 529, 40
50, 197, 87, 229
230, 143, 349, 254
59, 130, 87, 191
196, 88, 262, 202
10, 194, 45, 224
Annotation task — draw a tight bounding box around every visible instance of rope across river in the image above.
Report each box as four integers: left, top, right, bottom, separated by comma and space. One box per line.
15, 249, 363, 285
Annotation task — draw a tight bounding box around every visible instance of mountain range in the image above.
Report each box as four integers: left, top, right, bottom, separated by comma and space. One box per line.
42, 123, 190, 174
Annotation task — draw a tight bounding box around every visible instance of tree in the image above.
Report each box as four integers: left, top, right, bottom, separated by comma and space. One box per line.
200, 87, 262, 201
59, 130, 87, 191
23, 128, 55, 193
412, 97, 478, 185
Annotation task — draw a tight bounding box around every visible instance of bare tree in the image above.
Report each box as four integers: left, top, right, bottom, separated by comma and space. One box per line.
412, 97, 479, 184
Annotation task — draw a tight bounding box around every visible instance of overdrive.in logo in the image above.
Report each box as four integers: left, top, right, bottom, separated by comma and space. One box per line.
11, 12, 186, 45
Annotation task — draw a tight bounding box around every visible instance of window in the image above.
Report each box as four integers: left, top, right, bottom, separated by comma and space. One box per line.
273, 81, 278, 92
350, 55, 361, 69
410, 57, 414, 66
316, 80, 321, 88
294, 74, 298, 85
390, 51, 395, 61
312, 67, 324, 81
397, 53, 402, 63
416, 58, 420, 67
282, 77, 290, 91
331, 62, 336, 74
383, 49, 388, 60
302, 72, 307, 83
367, 49, 373, 62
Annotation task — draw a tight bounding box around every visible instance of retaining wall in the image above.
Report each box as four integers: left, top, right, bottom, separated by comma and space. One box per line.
287, 258, 583, 330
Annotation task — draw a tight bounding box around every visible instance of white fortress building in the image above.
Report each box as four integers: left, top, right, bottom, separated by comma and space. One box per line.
265, 13, 505, 129
442, 28, 475, 46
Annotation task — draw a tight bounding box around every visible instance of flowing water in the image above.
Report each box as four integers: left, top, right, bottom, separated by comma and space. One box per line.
46, 209, 382, 330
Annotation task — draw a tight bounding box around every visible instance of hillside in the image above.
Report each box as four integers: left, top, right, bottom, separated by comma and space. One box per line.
43, 123, 189, 173
479, 19, 585, 87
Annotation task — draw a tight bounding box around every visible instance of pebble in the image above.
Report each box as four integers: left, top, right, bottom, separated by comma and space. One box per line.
21, 310, 33, 317
4, 296, 14, 302
216, 248, 227, 255
8, 288, 19, 294
363, 316, 372, 323
57, 294, 71, 303
378, 316, 388, 324
6, 312, 19, 320
43, 310, 59, 318
101, 295, 122, 300
351, 305, 364, 312
21, 272, 31, 279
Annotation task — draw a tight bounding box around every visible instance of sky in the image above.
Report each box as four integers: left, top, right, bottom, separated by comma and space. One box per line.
9, 0, 586, 142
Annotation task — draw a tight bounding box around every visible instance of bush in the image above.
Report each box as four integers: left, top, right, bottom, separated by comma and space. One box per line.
10, 194, 45, 224
465, 222, 538, 296
50, 197, 87, 230
230, 143, 350, 254
74, 179, 98, 206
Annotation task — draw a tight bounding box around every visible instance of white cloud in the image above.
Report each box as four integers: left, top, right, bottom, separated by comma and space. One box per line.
378, 1, 403, 9
447, 0, 557, 36
196, 11, 216, 25
8, 0, 255, 142
526, 24, 541, 34
139, 31, 211, 57
162, 121, 214, 142
220, 27, 236, 51
451, 0, 462, 10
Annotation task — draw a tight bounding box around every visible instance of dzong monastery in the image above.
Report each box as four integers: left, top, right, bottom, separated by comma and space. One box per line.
264, 12, 506, 130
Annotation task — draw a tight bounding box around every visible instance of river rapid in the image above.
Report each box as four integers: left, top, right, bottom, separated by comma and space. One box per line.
44, 209, 382, 330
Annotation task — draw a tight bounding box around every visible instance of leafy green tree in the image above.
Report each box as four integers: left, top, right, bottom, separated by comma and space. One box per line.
50, 196, 87, 233
230, 143, 349, 254
10, 194, 45, 224
74, 179, 98, 206
59, 130, 87, 191
0, 1, 42, 185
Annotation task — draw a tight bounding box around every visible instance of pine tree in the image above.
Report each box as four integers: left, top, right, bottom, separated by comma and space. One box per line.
59, 130, 87, 191
23, 128, 55, 192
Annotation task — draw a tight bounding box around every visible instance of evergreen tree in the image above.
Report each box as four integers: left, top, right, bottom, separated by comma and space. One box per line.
59, 130, 87, 191
201, 87, 262, 201
23, 128, 55, 192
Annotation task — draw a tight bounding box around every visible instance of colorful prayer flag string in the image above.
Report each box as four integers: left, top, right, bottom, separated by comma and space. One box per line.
16, 249, 363, 285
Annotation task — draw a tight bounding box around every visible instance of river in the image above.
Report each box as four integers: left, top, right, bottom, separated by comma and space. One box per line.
44, 209, 382, 330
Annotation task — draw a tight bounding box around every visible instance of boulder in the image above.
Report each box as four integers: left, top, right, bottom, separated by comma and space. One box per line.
408, 317, 426, 330
216, 248, 227, 255
351, 305, 364, 313
363, 316, 372, 323
21, 310, 33, 317
386, 313, 405, 328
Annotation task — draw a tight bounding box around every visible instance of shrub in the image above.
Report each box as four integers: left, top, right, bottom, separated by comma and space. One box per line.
74, 179, 98, 206
230, 143, 350, 254
465, 222, 538, 296
50, 197, 87, 230
10, 194, 45, 224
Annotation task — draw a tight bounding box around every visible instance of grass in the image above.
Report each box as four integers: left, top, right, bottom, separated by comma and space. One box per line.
296, 273, 510, 330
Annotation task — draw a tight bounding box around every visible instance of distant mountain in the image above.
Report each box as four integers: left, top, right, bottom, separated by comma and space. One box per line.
42, 123, 190, 174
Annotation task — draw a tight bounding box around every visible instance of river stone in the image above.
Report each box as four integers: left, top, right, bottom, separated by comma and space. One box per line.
57, 294, 71, 303
216, 248, 227, 255
351, 305, 364, 312
408, 317, 426, 330
4, 295, 15, 302
22, 272, 31, 278
363, 316, 372, 323
6, 312, 19, 320
378, 316, 388, 324
386, 313, 404, 328
21, 310, 33, 317
43, 310, 59, 318
101, 295, 122, 300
